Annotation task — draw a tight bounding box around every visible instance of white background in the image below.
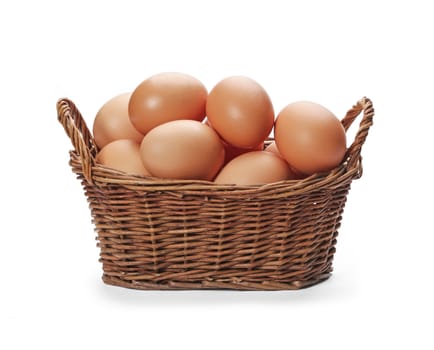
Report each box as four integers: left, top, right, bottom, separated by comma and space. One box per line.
1, 0, 433, 349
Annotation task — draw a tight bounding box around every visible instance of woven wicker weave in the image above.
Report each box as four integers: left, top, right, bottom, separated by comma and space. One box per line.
57, 97, 374, 290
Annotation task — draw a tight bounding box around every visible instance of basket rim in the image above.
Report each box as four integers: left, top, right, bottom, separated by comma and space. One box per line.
60, 96, 374, 193
69, 150, 359, 198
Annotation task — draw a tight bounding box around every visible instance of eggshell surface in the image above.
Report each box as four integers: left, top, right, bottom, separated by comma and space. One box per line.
140, 120, 225, 180
214, 151, 297, 185
275, 101, 347, 175
223, 141, 264, 165
93, 93, 143, 149
95, 139, 150, 176
206, 76, 274, 149
128, 72, 207, 135
264, 141, 280, 155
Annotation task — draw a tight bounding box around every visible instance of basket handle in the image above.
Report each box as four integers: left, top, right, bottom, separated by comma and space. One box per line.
57, 98, 97, 183
340, 97, 374, 177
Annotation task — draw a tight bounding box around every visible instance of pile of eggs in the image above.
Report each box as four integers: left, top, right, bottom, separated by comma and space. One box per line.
93, 72, 347, 185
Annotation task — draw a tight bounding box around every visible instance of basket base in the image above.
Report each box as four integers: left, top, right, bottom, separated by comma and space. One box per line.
101, 273, 331, 291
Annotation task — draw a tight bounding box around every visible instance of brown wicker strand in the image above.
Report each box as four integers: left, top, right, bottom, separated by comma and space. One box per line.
57, 98, 97, 183
341, 97, 374, 175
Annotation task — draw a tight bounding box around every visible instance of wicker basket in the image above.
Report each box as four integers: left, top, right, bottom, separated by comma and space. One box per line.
57, 97, 374, 290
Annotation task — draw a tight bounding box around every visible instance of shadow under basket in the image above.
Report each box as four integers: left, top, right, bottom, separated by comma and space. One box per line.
57, 97, 374, 291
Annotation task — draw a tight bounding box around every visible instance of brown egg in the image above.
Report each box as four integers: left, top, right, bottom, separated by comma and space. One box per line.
264, 141, 280, 155
274, 101, 347, 175
214, 151, 298, 185
96, 139, 150, 176
223, 141, 264, 165
205, 117, 264, 164
265, 141, 306, 179
128, 72, 207, 135
206, 76, 274, 149
140, 120, 225, 180
93, 93, 144, 149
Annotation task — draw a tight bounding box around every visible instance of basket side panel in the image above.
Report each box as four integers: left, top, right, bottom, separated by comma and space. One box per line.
83, 185, 351, 289
69, 151, 353, 290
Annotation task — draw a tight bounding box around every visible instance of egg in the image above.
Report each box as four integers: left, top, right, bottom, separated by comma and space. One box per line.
264, 141, 280, 155
140, 120, 225, 180
93, 93, 143, 149
128, 72, 207, 135
204, 117, 264, 164
265, 141, 307, 179
223, 141, 264, 165
274, 101, 347, 175
206, 76, 274, 149
95, 139, 150, 176
214, 151, 298, 185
